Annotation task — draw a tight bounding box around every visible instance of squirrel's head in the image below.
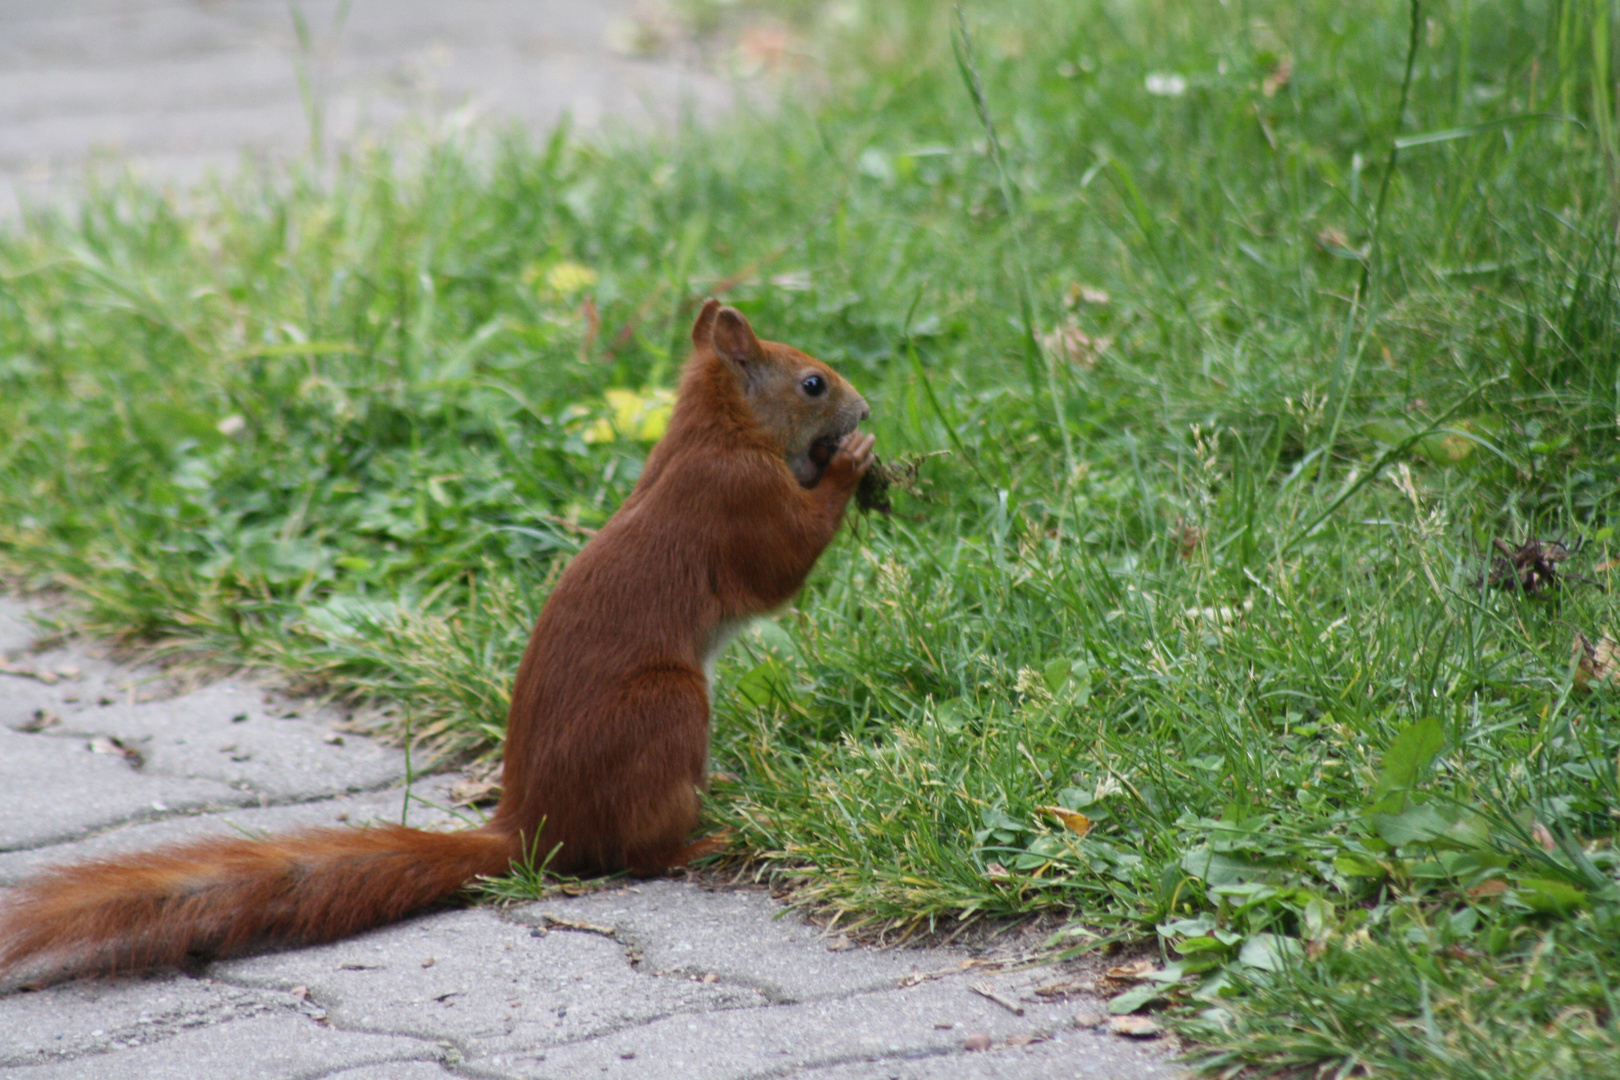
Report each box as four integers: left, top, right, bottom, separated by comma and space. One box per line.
690, 299, 869, 487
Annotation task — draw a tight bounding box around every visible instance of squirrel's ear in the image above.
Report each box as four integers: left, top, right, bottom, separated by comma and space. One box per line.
711, 306, 762, 368
690, 298, 722, 350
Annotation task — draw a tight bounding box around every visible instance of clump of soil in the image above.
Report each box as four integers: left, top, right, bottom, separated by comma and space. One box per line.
1484, 537, 1603, 596
856, 452, 941, 515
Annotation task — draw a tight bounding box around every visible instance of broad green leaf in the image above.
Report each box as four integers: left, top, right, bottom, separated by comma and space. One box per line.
1513, 878, 1588, 917
1332, 854, 1384, 877
1107, 983, 1166, 1014
1238, 933, 1303, 972
1370, 717, 1444, 808
1370, 803, 1454, 846
1042, 656, 1071, 694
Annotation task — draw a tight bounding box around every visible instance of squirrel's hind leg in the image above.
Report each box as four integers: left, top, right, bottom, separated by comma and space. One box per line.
606, 667, 711, 876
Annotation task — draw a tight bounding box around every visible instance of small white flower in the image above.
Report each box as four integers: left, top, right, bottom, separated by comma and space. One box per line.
1144, 72, 1187, 97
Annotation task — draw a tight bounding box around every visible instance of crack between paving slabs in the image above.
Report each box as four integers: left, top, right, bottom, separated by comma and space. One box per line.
509, 909, 808, 1005
206, 920, 785, 1066
0, 777, 431, 861
301, 1057, 476, 1080
0, 975, 435, 1070
195, 969, 474, 1071
736, 1044, 960, 1080
506, 906, 964, 1007
208, 956, 674, 1072
199, 922, 1096, 1080
507, 910, 1058, 1044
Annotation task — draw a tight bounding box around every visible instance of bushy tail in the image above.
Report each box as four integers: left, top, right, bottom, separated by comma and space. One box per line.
0, 825, 515, 977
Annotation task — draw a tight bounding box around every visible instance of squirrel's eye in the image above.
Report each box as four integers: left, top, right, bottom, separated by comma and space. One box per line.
802, 374, 827, 397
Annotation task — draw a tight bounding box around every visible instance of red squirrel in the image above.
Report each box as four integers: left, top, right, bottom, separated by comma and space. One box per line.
0, 300, 873, 977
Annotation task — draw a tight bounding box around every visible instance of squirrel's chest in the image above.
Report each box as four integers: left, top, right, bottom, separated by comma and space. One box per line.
701, 616, 754, 689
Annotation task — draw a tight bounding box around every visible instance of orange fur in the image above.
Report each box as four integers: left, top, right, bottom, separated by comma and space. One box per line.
0, 301, 872, 977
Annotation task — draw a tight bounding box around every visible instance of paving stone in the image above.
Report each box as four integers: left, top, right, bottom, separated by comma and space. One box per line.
0, 0, 736, 217
0, 774, 466, 886
218, 906, 763, 1059
60, 678, 408, 802
0, 598, 38, 654
324, 1064, 458, 1080
3, 1013, 443, 1080
801, 1030, 1182, 1080
0, 722, 247, 852
0, 651, 411, 852
0, 971, 300, 1069
490, 971, 1178, 1080
513, 880, 963, 1002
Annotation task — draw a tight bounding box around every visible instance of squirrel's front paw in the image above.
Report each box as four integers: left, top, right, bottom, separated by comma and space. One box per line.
825, 431, 876, 486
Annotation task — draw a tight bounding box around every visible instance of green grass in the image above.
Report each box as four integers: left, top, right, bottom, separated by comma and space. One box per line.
5, 0, 1620, 1073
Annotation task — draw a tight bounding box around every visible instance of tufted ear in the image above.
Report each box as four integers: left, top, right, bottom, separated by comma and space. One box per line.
710, 305, 762, 370
690, 298, 722, 350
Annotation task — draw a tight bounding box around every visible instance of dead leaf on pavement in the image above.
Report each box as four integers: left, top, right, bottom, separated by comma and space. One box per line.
88, 735, 143, 768
1105, 959, 1158, 981
1034, 978, 1095, 997
1109, 1014, 1163, 1038
1004, 1031, 1048, 1047
970, 981, 1025, 1015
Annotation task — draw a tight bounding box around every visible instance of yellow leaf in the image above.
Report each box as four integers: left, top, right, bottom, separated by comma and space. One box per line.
543, 261, 599, 296
1437, 432, 1473, 461
1038, 805, 1093, 838
580, 387, 676, 444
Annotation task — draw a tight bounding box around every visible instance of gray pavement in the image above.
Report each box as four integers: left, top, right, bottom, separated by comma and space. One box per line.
0, 0, 735, 217
0, 597, 1185, 1078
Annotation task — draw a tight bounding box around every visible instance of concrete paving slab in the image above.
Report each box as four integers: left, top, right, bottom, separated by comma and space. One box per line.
323, 1065, 454, 1080
0, 775, 465, 886
0, 599, 38, 654
0, 971, 301, 1068
0, 0, 738, 218
512, 879, 951, 1002
5, 1012, 444, 1080
0, 722, 248, 852
489, 970, 1172, 1080
803, 1032, 1181, 1080
219, 905, 763, 1056
0, 647, 415, 853
59, 678, 408, 801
